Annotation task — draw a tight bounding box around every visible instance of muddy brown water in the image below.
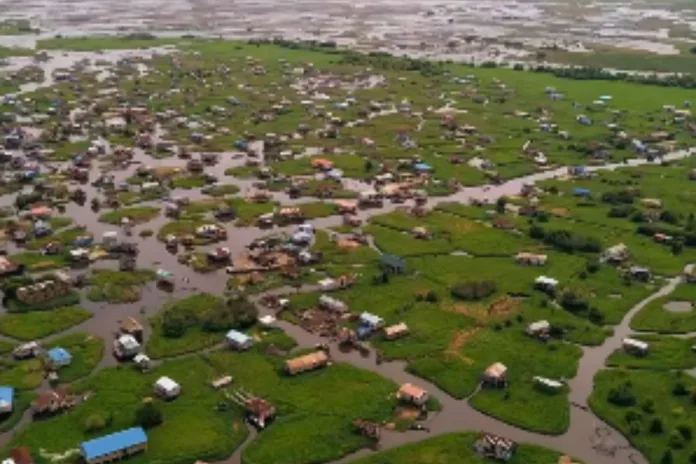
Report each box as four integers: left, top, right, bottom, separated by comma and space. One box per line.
1, 56, 695, 463
1, 0, 694, 59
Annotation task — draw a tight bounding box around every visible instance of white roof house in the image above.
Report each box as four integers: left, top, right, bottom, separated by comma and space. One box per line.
258, 315, 276, 326
118, 335, 140, 352
102, 231, 118, 242
318, 278, 337, 291
623, 337, 649, 354
225, 330, 253, 350
534, 276, 558, 288
527, 320, 550, 335
318, 295, 348, 313
154, 377, 181, 399
533, 376, 563, 391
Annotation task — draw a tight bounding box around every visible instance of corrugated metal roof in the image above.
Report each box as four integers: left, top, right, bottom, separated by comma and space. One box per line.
47, 347, 71, 362
226, 330, 252, 345
0, 386, 13, 404
81, 427, 147, 460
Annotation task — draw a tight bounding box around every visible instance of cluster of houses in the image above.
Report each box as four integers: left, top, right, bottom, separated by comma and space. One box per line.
11, 340, 74, 375
15, 270, 73, 304
473, 432, 518, 461
603, 244, 652, 280
31, 387, 78, 416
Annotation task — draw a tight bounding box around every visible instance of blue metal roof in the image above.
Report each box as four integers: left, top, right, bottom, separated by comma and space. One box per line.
81, 427, 147, 460
0, 386, 13, 404
47, 347, 72, 362
381, 254, 405, 269
414, 163, 433, 171
226, 329, 252, 345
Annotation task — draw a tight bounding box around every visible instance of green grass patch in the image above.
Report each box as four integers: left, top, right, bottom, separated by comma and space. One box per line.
606, 334, 696, 370
353, 431, 567, 464
87, 269, 155, 303
297, 201, 339, 219
632, 283, 696, 333
0, 306, 92, 340
311, 230, 380, 265
157, 219, 222, 243
0, 358, 43, 389
6, 356, 247, 464
27, 226, 89, 251
5, 245, 57, 264
204, 183, 241, 197
46, 332, 104, 383
590, 369, 696, 464
172, 175, 207, 189
146, 294, 226, 358
206, 349, 400, 464
0, 340, 15, 355
5, 290, 81, 313
99, 206, 160, 225
0, 391, 34, 433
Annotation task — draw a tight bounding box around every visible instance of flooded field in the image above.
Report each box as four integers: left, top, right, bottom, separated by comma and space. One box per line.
0, 34, 695, 464
1, 0, 695, 60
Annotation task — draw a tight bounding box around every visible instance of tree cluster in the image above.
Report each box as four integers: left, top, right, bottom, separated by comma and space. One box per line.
451, 280, 497, 301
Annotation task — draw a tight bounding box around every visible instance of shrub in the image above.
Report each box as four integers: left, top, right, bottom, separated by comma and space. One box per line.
608, 382, 636, 406
608, 205, 636, 218
135, 401, 163, 429
495, 197, 508, 214
201, 297, 258, 332
689, 451, 696, 463
661, 210, 679, 225
161, 309, 194, 338
661, 450, 673, 464
673, 382, 689, 396
667, 430, 684, 449
588, 307, 605, 324
678, 424, 693, 441
529, 226, 601, 253
642, 399, 655, 414
601, 190, 637, 205
560, 289, 589, 312
629, 421, 641, 435
585, 258, 600, 274
451, 280, 497, 301
425, 290, 439, 303
669, 431, 685, 449
84, 413, 107, 432
650, 418, 664, 434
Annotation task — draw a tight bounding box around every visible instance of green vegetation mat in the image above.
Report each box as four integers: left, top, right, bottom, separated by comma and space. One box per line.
0, 306, 92, 340
353, 431, 568, 464
87, 269, 155, 303
590, 369, 696, 464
